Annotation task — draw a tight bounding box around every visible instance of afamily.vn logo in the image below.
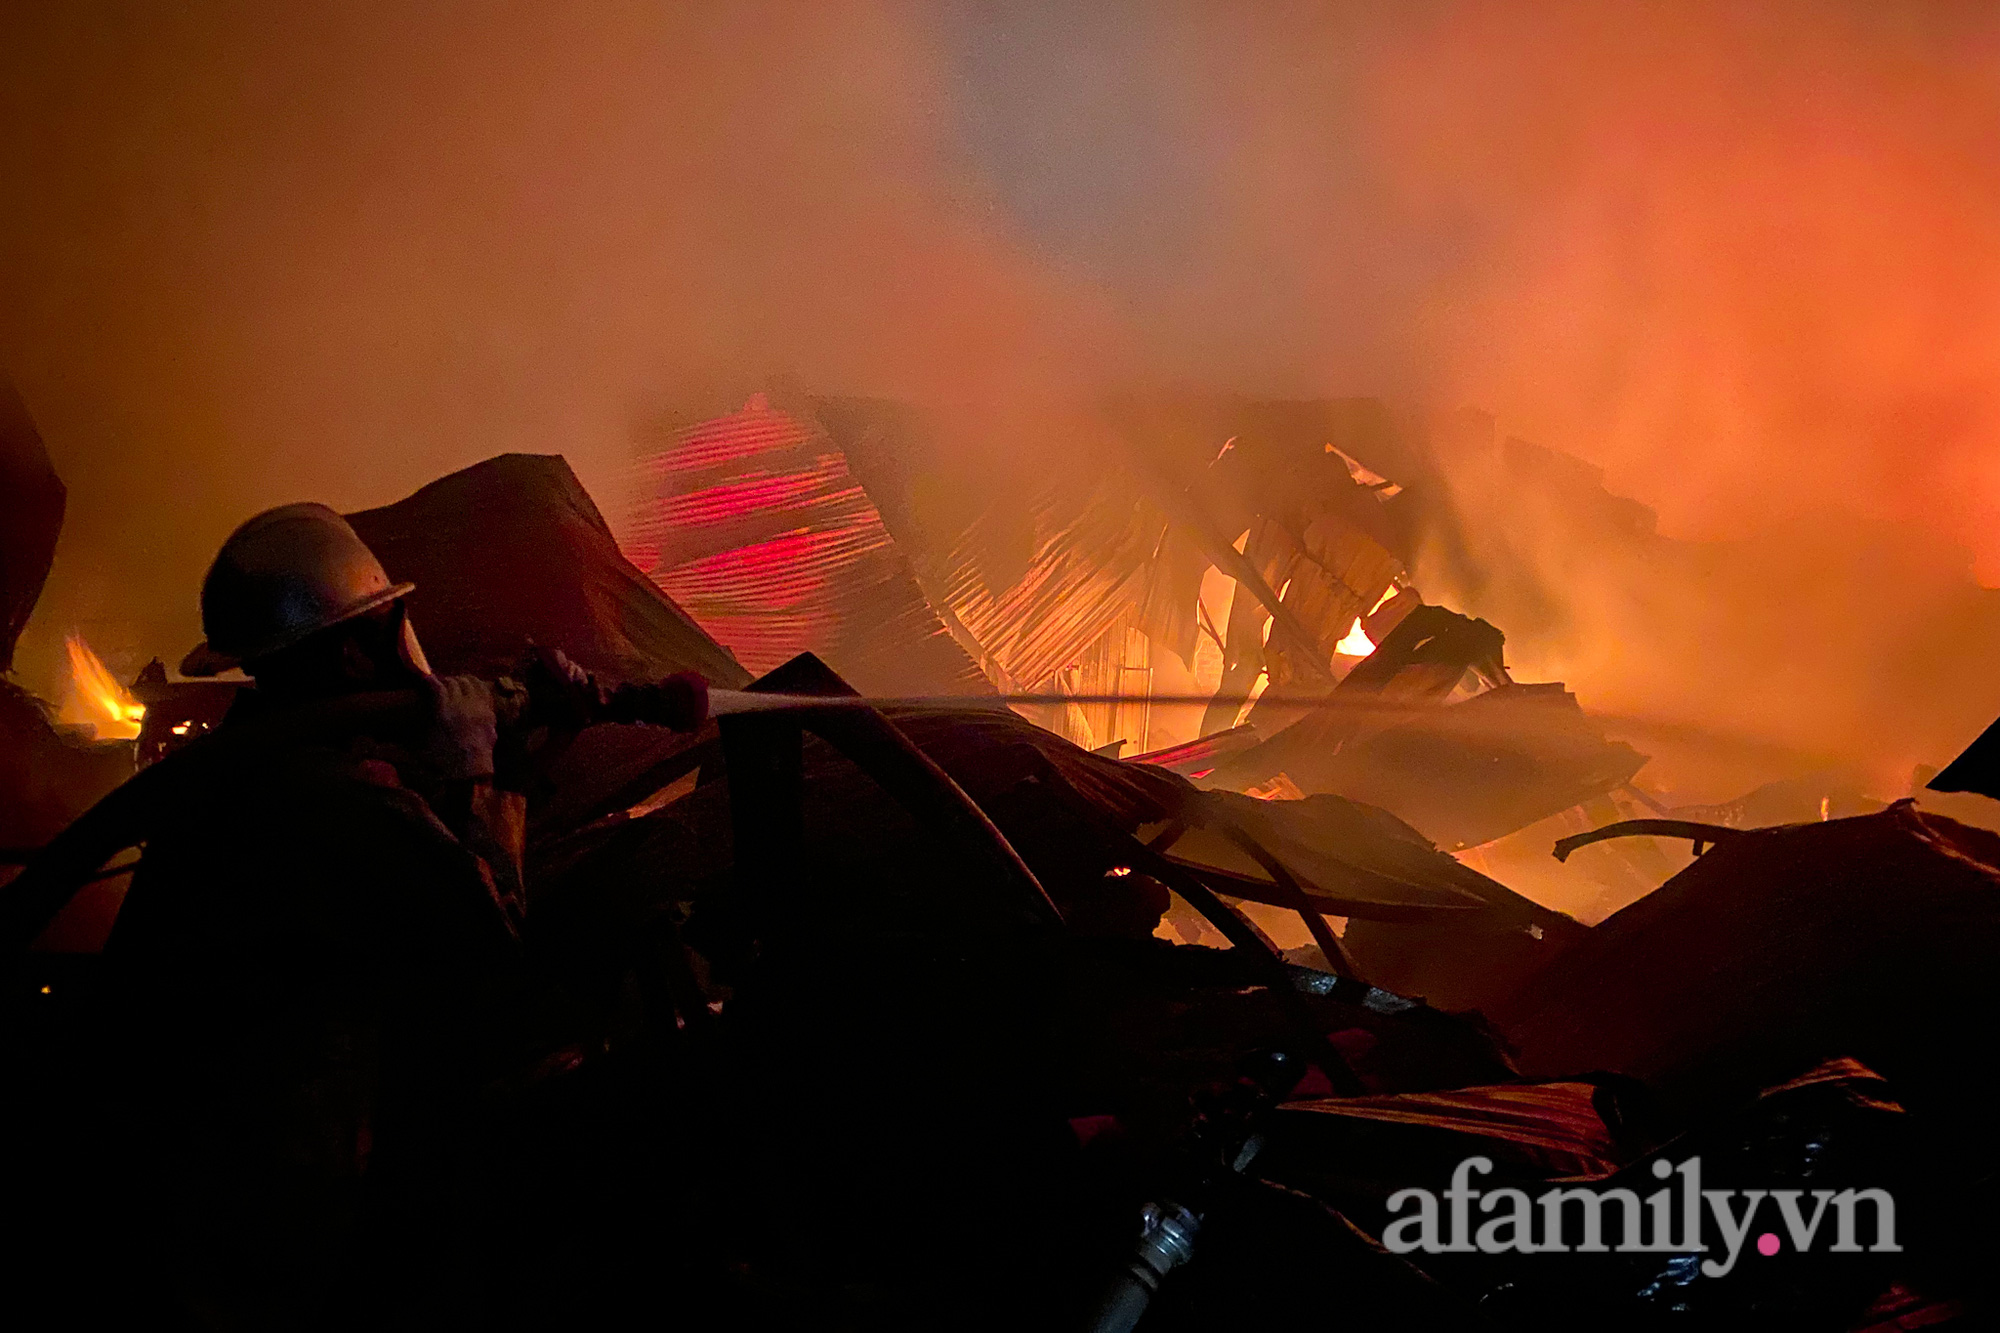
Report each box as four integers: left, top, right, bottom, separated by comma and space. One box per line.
1383, 1156, 1899, 1277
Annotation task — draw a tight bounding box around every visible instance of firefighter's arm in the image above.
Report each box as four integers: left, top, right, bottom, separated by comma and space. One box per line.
414, 674, 526, 918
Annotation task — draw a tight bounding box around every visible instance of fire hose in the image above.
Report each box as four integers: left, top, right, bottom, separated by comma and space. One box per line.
1079, 1049, 1304, 1333
4, 674, 1492, 949
1, 672, 1084, 950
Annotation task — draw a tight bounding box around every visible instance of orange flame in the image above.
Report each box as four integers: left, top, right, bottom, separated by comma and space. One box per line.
1334, 617, 1376, 657
61, 634, 145, 741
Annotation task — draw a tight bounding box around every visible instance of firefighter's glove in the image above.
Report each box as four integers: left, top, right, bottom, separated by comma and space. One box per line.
420, 674, 499, 781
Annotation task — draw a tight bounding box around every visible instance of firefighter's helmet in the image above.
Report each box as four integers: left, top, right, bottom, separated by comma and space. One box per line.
179, 503, 415, 676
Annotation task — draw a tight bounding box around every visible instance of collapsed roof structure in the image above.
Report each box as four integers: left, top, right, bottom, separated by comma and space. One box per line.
9, 394, 1999, 1328
1499, 801, 2000, 1134
622, 392, 1649, 868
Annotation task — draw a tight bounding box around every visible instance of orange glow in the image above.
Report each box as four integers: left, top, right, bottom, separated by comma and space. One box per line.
1334, 617, 1376, 657
61, 634, 145, 741
1245, 773, 1306, 801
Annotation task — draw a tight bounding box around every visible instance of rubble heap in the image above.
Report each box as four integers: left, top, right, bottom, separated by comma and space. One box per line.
6, 425, 1999, 1331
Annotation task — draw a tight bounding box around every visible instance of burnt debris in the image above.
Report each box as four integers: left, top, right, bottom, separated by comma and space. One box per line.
5, 432, 1998, 1330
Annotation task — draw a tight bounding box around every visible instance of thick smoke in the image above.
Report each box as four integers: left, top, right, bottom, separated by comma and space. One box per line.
6, 2, 2000, 795
0, 1, 1126, 687
1158, 1, 2000, 791
1045, 2, 2000, 567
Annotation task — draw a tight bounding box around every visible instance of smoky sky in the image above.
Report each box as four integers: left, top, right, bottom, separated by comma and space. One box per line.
7, 1, 2000, 777
937, 2, 2000, 558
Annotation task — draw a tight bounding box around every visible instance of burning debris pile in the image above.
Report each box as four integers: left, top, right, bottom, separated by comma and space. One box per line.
6, 390, 2000, 1330
59, 634, 146, 741
0, 382, 133, 912
628, 392, 1649, 858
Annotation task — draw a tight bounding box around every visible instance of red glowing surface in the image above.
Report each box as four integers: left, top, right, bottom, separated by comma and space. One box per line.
624, 397, 916, 674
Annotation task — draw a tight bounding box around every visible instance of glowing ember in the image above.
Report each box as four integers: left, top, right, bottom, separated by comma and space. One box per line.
1334, 617, 1376, 657
61, 634, 145, 741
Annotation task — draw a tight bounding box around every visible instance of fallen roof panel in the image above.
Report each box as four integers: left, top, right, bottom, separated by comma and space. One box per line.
347, 453, 749, 687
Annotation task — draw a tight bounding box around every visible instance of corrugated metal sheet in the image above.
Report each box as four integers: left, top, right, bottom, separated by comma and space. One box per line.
938, 481, 1168, 694
1280, 1081, 1618, 1177
816, 397, 1175, 693
624, 394, 1411, 734
624, 396, 990, 694
1128, 725, 1260, 777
